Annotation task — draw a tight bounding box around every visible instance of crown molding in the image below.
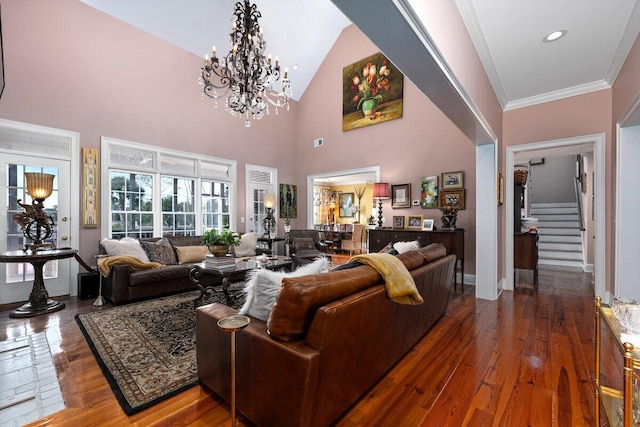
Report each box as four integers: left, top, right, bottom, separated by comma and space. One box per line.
504, 80, 611, 111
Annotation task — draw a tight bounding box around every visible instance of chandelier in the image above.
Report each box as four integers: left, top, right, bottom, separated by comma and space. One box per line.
198, 0, 292, 127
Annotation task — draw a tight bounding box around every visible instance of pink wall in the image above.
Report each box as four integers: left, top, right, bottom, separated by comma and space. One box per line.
1, 2, 478, 277
410, 0, 503, 139
0, 0, 299, 261
613, 33, 640, 122
503, 90, 614, 286
296, 25, 478, 276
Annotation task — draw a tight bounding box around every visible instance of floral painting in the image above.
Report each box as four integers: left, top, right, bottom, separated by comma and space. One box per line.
420, 176, 438, 209
342, 52, 403, 131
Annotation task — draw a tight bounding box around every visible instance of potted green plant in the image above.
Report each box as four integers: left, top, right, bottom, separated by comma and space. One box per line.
202, 229, 241, 257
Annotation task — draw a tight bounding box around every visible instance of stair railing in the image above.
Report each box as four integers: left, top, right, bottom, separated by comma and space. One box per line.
574, 177, 585, 231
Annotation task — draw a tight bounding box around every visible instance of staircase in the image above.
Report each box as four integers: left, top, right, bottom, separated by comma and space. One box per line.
529, 203, 584, 268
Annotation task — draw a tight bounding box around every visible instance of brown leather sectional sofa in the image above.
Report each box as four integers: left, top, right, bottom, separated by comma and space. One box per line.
196, 243, 455, 427
100, 235, 237, 305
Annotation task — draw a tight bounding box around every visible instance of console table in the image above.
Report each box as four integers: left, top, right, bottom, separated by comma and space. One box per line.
0, 248, 78, 318
368, 228, 465, 291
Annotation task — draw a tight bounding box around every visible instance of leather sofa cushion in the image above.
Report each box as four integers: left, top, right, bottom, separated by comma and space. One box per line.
292, 237, 315, 250
267, 266, 381, 341
129, 264, 190, 287
165, 235, 203, 247
395, 250, 425, 271
417, 243, 447, 263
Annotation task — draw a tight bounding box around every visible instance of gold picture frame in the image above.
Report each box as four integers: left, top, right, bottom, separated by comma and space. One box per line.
342, 52, 404, 131
82, 147, 99, 227
406, 214, 423, 230
440, 189, 465, 210
497, 172, 504, 205
441, 171, 464, 190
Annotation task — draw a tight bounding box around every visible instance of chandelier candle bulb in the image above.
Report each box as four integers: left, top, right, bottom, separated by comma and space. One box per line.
198, 0, 292, 125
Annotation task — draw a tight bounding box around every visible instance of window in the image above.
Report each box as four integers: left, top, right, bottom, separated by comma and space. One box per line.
110, 171, 154, 239
202, 181, 230, 231
161, 176, 195, 236
102, 138, 237, 239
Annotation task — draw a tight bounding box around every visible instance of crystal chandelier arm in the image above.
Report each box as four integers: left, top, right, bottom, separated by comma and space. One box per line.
198, 0, 292, 122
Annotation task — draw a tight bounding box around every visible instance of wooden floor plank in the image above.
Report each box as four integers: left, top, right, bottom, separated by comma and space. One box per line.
1, 264, 600, 426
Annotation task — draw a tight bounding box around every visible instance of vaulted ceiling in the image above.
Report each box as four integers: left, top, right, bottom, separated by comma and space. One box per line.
80, 0, 640, 110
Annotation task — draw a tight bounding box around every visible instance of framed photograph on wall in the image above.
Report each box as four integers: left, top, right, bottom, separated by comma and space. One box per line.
441, 171, 464, 190
440, 189, 465, 210
421, 219, 434, 231
406, 214, 423, 230
392, 215, 405, 229
420, 175, 438, 208
391, 183, 411, 208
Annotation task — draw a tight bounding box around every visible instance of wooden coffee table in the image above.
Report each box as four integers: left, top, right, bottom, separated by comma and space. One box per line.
189, 255, 292, 305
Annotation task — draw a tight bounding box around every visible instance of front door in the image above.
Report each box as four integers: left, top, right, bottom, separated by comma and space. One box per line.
0, 154, 72, 304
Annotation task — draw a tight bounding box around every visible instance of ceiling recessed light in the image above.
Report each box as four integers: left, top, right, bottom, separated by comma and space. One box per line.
292, 64, 299, 71
543, 29, 567, 42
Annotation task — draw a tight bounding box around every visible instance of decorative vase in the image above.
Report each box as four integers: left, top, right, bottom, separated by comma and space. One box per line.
208, 245, 230, 257
361, 98, 378, 117
441, 214, 457, 231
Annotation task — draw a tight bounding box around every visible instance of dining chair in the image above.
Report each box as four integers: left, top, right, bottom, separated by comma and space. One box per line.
340, 224, 365, 256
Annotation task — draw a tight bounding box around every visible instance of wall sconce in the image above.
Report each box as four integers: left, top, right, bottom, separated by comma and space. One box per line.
262, 193, 276, 239
372, 182, 390, 229
13, 172, 56, 251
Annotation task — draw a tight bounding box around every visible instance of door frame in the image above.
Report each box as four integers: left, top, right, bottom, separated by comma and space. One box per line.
307, 166, 380, 229
245, 164, 278, 235
505, 133, 605, 297
0, 118, 80, 297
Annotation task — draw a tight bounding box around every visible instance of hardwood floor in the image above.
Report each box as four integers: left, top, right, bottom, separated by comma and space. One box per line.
1, 264, 599, 426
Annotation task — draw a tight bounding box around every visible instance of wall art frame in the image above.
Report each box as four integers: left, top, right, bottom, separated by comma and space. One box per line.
339, 192, 355, 218
441, 171, 464, 190
440, 189, 465, 210
420, 175, 438, 208
82, 147, 99, 227
342, 52, 404, 131
391, 183, 411, 208
497, 172, 504, 205
279, 183, 297, 218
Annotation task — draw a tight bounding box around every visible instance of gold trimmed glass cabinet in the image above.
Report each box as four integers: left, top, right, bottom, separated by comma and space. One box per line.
595, 296, 638, 426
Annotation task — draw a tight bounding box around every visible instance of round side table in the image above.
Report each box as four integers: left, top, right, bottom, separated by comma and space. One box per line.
0, 248, 77, 318
218, 315, 250, 427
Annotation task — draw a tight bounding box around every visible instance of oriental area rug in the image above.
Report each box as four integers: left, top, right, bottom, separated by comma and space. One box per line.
75, 287, 245, 415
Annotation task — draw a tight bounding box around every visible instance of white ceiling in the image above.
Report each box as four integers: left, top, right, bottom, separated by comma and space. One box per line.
79, 0, 640, 110
78, 0, 351, 102
455, 0, 640, 110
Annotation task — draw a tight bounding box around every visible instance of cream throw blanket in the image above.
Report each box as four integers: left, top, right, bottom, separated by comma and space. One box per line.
348, 253, 423, 305
97, 255, 164, 277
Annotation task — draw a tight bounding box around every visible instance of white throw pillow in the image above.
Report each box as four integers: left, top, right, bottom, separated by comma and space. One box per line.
100, 237, 150, 262
393, 240, 421, 254
239, 256, 331, 321
234, 232, 258, 257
